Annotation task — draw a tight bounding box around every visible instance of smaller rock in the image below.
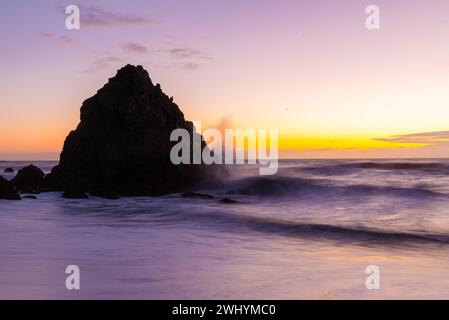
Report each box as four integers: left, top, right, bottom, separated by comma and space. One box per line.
4, 167, 14, 173
22, 195, 37, 200
219, 198, 239, 204
11, 165, 45, 193
182, 192, 215, 199
42, 165, 64, 191
0, 176, 21, 200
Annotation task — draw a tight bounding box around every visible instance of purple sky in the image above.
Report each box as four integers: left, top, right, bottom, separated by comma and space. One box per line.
1, 0, 449, 159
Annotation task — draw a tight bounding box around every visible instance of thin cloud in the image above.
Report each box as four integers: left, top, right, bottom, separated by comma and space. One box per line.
65, 5, 158, 27
84, 42, 149, 74
37, 32, 73, 45
165, 47, 211, 71
374, 131, 449, 145
180, 62, 202, 70
38, 32, 53, 38
122, 42, 148, 54
168, 48, 210, 60
162, 62, 204, 71
58, 35, 73, 44
83, 44, 211, 74
83, 55, 124, 74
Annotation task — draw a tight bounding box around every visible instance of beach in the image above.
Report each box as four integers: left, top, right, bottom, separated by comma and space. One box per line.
1, 159, 449, 299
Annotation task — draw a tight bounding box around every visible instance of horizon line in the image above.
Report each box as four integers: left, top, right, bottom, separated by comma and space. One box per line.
2, 156, 449, 162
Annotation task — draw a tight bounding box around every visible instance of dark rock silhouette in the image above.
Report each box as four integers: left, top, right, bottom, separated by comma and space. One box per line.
4, 167, 14, 173
46, 64, 221, 197
11, 165, 44, 193
0, 176, 21, 200
42, 165, 63, 191
182, 192, 215, 199
219, 197, 238, 204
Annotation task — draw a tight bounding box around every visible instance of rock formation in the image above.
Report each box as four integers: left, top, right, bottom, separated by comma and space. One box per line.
11, 165, 45, 194
46, 64, 222, 197
0, 176, 21, 200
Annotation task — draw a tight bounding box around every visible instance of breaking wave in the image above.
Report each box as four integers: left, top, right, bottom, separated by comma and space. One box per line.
164, 207, 449, 245
224, 176, 445, 199
301, 161, 449, 175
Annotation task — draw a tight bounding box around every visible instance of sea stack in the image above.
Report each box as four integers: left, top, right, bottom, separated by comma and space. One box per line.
46, 64, 221, 197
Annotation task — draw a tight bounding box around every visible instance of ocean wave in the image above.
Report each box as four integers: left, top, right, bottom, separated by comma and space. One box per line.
167, 207, 449, 245
224, 176, 445, 199
232, 217, 449, 244
301, 161, 449, 175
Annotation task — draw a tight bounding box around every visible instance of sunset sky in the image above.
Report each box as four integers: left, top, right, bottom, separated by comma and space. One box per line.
1, 0, 449, 159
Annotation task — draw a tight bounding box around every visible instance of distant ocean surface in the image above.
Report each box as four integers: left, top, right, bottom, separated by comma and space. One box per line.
2, 159, 449, 299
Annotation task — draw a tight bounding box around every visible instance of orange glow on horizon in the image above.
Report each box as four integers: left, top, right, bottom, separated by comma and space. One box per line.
0, 123, 432, 156
278, 134, 427, 151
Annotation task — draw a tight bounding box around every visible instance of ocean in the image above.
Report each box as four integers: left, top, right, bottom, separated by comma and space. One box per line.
1, 159, 449, 299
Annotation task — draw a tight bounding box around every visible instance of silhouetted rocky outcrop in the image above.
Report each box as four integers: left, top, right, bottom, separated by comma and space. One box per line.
46, 64, 222, 197
11, 165, 44, 194
4, 167, 14, 173
0, 176, 21, 200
